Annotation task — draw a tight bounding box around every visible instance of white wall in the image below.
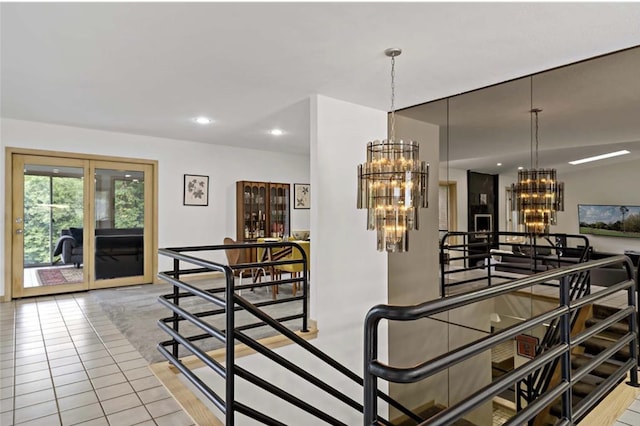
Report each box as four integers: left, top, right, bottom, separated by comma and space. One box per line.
554, 158, 640, 253
1, 118, 310, 297
184, 95, 390, 424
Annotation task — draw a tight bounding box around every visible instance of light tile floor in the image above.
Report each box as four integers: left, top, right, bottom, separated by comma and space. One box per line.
0, 292, 194, 426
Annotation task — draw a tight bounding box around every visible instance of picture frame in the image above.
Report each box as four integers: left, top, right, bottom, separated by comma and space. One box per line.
516, 334, 539, 359
183, 174, 209, 206
293, 183, 310, 209
578, 204, 640, 238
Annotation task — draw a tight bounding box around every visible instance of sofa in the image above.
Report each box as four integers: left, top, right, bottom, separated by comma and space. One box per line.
54, 228, 84, 267
492, 245, 583, 275
54, 227, 144, 279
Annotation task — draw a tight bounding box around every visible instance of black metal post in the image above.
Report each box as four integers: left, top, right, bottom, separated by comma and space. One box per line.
487, 234, 493, 287
172, 258, 180, 360
559, 276, 573, 421
225, 265, 236, 425
301, 244, 309, 332
440, 235, 447, 297
363, 315, 379, 425
627, 272, 639, 386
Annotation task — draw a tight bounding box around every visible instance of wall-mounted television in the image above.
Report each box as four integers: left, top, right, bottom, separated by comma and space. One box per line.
578, 204, 640, 238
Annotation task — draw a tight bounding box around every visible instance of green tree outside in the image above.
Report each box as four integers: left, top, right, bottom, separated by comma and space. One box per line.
23, 174, 144, 266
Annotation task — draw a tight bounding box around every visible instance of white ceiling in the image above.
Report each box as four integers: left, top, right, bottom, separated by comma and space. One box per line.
2, 3, 640, 156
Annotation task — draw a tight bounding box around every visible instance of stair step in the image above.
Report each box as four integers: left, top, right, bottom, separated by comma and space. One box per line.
581, 336, 631, 361
573, 381, 598, 397
550, 395, 584, 418
592, 304, 622, 320
394, 404, 477, 426
571, 354, 621, 379
585, 317, 630, 336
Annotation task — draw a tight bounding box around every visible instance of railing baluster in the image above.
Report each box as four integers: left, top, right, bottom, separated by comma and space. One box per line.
559, 275, 573, 422
225, 265, 235, 426
172, 258, 180, 360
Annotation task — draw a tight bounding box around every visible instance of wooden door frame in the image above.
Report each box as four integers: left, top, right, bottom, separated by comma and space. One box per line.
439, 180, 458, 232
3, 147, 159, 301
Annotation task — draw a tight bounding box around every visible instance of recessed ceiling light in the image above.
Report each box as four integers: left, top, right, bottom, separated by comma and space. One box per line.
270, 128, 284, 136
568, 150, 630, 165
518, 166, 524, 170
193, 116, 213, 125
497, 163, 502, 166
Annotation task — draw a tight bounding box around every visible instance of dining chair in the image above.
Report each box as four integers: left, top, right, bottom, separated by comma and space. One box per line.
223, 237, 265, 294
257, 237, 282, 297
273, 241, 309, 297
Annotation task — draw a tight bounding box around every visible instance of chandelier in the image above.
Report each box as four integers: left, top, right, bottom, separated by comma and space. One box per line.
511, 108, 565, 234
357, 48, 429, 252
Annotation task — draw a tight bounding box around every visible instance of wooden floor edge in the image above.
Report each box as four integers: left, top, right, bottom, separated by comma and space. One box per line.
149, 326, 319, 426
579, 375, 639, 425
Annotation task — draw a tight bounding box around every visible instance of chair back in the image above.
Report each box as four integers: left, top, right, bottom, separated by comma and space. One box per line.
223, 237, 242, 267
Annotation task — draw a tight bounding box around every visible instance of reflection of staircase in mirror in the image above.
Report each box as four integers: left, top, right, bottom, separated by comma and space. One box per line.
535, 304, 632, 426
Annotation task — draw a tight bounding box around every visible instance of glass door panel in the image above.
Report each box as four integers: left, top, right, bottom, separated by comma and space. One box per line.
12, 155, 89, 298
92, 162, 152, 287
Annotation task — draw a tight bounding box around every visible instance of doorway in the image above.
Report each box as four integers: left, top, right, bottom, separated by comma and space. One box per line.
6, 149, 157, 299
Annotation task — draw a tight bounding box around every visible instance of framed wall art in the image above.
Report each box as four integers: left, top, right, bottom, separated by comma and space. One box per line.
578, 204, 640, 238
183, 174, 209, 206
293, 183, 310, 209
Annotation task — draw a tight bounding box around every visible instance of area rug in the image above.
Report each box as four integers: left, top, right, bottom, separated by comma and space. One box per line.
37, 267, 83, 286
88, 278, 304, 363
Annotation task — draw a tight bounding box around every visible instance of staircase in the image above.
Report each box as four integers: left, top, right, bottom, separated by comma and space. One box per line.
394, 404, 477, 426
536, 303, 634, 425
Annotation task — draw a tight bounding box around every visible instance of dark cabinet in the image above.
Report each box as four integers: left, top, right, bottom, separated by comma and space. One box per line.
236, 180, 290, 243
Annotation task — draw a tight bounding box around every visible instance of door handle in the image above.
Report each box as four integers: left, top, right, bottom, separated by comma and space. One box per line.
15, 229, 23, 235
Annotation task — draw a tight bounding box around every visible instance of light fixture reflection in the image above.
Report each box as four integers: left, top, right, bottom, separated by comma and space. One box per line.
569, 150, 630, 165
511, 108, 564, 234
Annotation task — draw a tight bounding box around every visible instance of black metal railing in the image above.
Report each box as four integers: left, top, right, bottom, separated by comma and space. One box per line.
440, 231, 590, 296
365, 255, 638, 425
517, 255, 594, 410
157, 242, 418, 425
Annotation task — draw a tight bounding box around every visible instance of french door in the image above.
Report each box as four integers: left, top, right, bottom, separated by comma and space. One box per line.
10, 153, 154, 298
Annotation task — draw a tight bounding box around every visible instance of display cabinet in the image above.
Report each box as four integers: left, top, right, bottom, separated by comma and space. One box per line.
236, 181, 290, 255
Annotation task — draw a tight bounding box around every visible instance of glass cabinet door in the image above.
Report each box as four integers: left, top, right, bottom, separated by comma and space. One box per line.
268, 183, 290, 238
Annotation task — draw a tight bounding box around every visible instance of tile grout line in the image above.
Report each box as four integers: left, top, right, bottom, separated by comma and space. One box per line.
10, 303, 16, 426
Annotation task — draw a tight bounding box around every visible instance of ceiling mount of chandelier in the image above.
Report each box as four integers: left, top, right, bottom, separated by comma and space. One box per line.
357, 48, 429, 253
511, 108, 565, 234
